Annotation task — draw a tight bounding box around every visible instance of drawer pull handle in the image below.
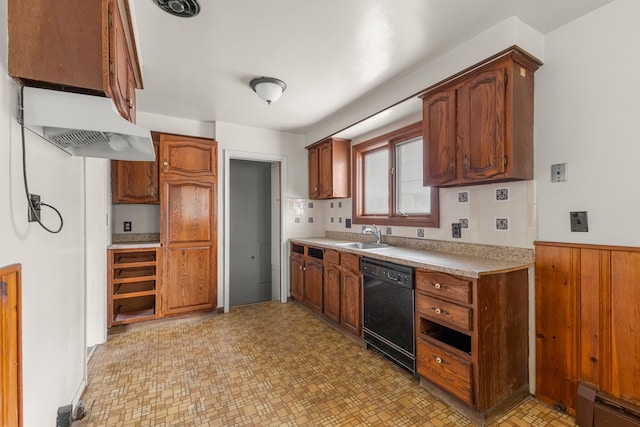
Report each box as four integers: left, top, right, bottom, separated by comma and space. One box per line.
434, 283, 441, 289
433, 307, 448, 315
435, 357, 443, 364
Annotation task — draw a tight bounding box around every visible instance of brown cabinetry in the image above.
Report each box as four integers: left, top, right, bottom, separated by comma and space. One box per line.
111, 134, 160, 204
415, 267, 529, 424
290, 252, 305, 301
108, 0, 138, 122
108, 247, 161, 326
8, 0, 143, 122
323, 251, 341, 323
421, 47, 541, 187
160, 133, 218, 316
290, 244, 324, 314
1, 264, 22, 427
307, 138, 351, 199
535, 241, 640, 416
323, 250, 362, 336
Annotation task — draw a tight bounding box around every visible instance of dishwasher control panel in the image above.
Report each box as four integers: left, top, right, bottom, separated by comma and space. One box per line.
361, 257, 414, 288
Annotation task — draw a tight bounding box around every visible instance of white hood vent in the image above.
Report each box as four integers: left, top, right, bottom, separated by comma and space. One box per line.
20, 86, 155, 161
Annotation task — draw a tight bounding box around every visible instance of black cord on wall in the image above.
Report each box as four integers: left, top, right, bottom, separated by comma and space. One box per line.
19, 86, 64, 234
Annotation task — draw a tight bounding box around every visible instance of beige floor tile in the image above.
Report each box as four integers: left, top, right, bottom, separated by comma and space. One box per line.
78, 301, 575, 426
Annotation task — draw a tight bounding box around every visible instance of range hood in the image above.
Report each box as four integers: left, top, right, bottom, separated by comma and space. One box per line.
20, 86, 155, 161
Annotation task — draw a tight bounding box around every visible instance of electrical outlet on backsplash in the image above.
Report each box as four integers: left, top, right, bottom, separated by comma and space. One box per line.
323, 198, 353, 233
310, 181, 536, 249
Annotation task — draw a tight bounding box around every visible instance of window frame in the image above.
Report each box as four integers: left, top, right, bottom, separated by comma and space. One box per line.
352, 121, 439, 228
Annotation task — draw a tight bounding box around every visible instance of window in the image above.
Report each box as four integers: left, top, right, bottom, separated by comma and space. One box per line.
353, 122, 439, 227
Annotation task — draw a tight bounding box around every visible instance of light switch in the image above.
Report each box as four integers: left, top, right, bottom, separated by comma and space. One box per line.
551, 163, 567, 182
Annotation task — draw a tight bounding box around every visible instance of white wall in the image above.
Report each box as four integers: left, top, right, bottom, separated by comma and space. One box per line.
0, 66, 89, 427
535, 0, 640, 246
112, 204, 160, 234
85, 158, 110, 348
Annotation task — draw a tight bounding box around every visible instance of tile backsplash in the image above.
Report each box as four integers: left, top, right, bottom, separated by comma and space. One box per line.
315, 180, 536, 249
286, 198, 325, 238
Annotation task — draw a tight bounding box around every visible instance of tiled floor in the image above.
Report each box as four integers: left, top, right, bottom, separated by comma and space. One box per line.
78, 301, 576, 426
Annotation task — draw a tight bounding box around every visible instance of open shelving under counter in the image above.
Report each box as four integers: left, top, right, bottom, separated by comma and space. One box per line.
108, 245, 162, 327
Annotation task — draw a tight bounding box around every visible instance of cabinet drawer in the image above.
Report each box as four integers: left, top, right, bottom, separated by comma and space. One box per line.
341, 253, 360, 271
417, 338, 473, 405
416, 271, 472, 304
324, 249, 340, 265
416, 294, 472, 331
112, 249, 158, 265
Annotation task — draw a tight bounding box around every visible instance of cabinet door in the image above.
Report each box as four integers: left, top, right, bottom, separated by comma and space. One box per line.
308, 146, 320, 199
111, 142, 160, 204
290, 254, 305, 301
161, 178, 217, 315
318, 142, 334, 198
304, 258, 324, 314
164, 246, 214, 314
160, 134, 217, 178
0, 264, 22, 427
108, 0, 132, 120
341, 268, 362, 336
457, 68, 506, 181
323, 264, 341, 323
422, 89, 457, 186
126, 62, 137, 123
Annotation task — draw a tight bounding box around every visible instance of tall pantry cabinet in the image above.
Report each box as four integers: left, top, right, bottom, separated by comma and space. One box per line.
159, 133, 218, 315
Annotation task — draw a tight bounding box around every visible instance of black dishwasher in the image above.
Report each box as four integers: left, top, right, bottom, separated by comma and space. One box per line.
362, 257, 415, 372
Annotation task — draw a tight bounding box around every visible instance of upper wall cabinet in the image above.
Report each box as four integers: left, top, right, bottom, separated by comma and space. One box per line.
8, 0, 143, 122
307, 137, 351, 199
421, 47, 542, 187
111, 133, 160, 204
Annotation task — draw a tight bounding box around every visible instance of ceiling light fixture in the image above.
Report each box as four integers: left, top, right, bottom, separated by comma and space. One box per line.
152, 0, 200, 18
249, 77, 287, 105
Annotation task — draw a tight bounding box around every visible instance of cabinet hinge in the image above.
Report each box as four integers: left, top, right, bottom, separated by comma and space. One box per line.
504, 156, 508, 166
0, 281, 7, 298
108, 12, 113, 27
504, 72, 508, 85
109, 61, 114, 74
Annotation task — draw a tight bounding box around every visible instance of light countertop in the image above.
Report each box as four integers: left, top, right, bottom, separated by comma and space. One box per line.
108, 242, 161, 250
290, 237, 532, 278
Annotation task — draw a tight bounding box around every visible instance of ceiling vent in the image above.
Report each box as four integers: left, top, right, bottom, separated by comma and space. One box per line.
152, 0, 200, 18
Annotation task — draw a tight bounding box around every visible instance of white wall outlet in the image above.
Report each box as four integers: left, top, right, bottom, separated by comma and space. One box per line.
551, 163, 567, 182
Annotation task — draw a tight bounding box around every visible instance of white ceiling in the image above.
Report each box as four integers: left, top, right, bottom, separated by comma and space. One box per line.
131, 0, 614, 136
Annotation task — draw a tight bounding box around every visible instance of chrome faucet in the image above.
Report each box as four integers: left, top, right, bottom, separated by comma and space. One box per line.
362, 224, 382, 245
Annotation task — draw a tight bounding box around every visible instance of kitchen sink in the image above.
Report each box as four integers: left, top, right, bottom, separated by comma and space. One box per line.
335, 242, 389, 250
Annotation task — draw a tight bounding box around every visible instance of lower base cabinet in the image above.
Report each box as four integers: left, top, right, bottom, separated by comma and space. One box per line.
290, 244, 362, 337
108, 247, 162, 327
415, 267, 529, 425
163, 245, 216, 315
323, 249, 362, 337
289, 245, 324, 314
417, 338, 473, 404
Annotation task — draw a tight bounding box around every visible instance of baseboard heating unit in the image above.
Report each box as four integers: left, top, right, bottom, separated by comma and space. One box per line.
576, 383, 640, 427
